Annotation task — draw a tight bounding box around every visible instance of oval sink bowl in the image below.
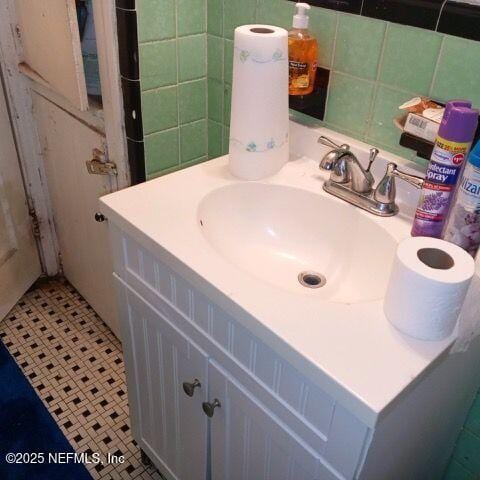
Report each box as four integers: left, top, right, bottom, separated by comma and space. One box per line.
198, 183, 397, 303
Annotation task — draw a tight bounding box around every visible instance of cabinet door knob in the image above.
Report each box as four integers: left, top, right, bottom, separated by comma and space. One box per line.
94, 212, 106, 222
202, 398, 221, 417
182, 379, 201, 397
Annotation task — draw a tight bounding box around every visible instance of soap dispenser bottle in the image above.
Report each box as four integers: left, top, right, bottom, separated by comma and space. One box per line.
288, 2, 318, 96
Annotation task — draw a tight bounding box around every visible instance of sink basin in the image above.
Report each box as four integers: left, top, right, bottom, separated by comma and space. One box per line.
198, 183, 397, 303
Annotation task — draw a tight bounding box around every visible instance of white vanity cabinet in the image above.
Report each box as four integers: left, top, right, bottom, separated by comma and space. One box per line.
102, 138, 480, 480
108, 217, 480, 480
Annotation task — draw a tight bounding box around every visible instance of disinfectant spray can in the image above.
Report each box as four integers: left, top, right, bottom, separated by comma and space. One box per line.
443, 140, 480, 257
411, 100, 478, 238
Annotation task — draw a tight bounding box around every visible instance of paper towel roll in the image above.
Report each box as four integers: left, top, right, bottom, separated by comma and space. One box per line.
384, 237, 475, 341
229, 25, 289, 180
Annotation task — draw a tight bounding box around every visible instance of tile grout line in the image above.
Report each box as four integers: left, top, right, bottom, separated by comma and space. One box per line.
219, 31, 225, 155
208, 29, 226, 156
375, 81, 419, 97
134, 3, 147, 177
435, 0, 448, 32
322, 13, 340, 122
138, 32, 205, 46
174, 0, 182, 167
205, 0, 209, 158
364, 21, 390, 139
329, 12, 339, 72
144, 118, 206, 139
359, 0, 365, 15
327, 69, 376, 86
462, 424, 480, 441
428, 34, 446, 98
148, 154, 209, 179
221, 0, 226, 154
142, 77, 206, 95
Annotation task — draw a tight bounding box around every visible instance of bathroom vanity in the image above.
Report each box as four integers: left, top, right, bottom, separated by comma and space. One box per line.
100, 122, 480, 480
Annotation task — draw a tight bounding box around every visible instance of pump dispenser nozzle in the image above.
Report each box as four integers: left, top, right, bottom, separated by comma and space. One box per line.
293, 2, 311, 29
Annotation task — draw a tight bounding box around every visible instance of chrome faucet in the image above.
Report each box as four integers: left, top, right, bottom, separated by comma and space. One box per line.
319, 136, 424, 217
318, 136, 377, 193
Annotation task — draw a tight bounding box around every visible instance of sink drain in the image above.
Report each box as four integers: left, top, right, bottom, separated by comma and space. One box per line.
298, 271, 327, 289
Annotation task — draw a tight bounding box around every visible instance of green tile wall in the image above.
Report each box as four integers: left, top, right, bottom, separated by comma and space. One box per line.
446, 394, 480, 479
137, 0, 208, 178
138, 0, 480, 177
205, 0, 480, 166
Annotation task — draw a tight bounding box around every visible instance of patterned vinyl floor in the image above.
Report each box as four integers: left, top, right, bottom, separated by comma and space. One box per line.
0, 277, 162, 480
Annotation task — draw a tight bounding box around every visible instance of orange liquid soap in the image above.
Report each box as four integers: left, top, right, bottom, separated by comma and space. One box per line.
288, 3, 318, 96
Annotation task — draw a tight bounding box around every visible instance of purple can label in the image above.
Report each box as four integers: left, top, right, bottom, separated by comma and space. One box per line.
412, 136, 471, 237
425, 160, 461, 186
412, 182, 453, 237
431, 137, 468, 167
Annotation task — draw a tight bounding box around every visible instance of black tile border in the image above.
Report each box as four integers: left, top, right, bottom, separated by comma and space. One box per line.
115, 5, 146, 184
437, 1, 480, 42
288, 0, 480, 42
115, 0, 135, 10
116, 8, 139, 80
362, 0, 444, 30
127, 139, 146, 184
121, 77, 143, 142
303, 0, 362, 14
289, 67, 330, 121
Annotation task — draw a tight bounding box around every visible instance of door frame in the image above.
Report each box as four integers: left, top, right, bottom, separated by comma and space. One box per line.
90, 0, 130, 190
0, 0, 130, 275
0, 0, 59, 276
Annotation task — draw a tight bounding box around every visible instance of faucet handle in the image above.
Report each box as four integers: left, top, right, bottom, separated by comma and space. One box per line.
318, 136, 350, 171
317, 135, 350, 151
391, 163, 424, 189
366, 148, 379, 173
374, 162, 424, 205
363, 147, 379, 187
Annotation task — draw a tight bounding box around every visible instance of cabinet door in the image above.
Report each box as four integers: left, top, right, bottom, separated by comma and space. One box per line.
208, 360, 338, 480
116, 278, 208, 480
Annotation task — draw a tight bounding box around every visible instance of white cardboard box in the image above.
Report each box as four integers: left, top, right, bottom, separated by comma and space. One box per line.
403, 112, 439, 143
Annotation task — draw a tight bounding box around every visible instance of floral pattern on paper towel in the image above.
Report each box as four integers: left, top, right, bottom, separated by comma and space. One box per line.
236, 47, 286, 64
230, 133, 288, 153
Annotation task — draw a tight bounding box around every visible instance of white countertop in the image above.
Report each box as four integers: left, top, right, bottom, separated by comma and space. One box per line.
100, 123, 456, 427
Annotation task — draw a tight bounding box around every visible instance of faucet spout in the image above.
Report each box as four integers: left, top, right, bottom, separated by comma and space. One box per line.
327, 153, 374, 194
344, 155, 374, 194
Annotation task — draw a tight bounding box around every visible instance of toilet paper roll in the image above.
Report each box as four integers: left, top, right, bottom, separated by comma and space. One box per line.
384, 237, 475, 341
229, 25, 289, 180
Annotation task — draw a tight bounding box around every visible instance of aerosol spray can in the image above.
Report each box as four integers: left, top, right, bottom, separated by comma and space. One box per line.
411, 100, 478, 238
443, 140, 480, 257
